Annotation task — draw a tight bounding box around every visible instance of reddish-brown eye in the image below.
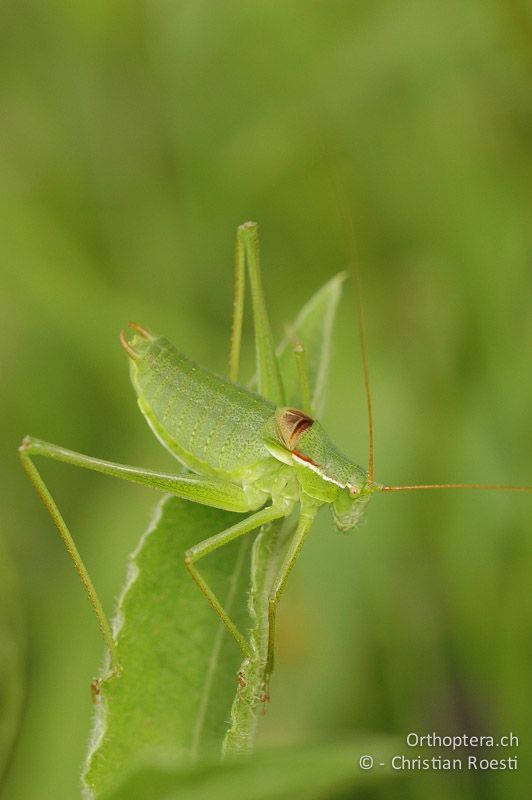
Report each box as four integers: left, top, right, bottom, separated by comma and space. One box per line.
275, 408, 314, 450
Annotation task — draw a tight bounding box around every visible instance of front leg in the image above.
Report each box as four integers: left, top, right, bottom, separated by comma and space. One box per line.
185, 500, 292, 657
266, 499, 319, 678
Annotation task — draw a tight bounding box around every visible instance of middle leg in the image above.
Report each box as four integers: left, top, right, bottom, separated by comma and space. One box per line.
266, 499, 319, 676
185, 500, 292, 657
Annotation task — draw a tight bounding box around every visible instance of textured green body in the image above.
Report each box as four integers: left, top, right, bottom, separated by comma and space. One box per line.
130, 335, 276, 481
128, 331, 373, 531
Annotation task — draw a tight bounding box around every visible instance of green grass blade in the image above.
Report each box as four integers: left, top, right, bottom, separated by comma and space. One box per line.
100, 737, 399, 800
83, 497, 253, 799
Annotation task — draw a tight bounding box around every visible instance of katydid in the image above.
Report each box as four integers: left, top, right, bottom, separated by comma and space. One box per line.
19, 221, 532, 684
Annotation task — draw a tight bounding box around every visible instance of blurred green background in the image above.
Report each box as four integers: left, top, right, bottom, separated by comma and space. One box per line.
2, 1, 532, 798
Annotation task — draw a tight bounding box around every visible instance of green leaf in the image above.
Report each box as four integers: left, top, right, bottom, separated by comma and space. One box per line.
248, 273, 345, 417
0, 536, 26, 783
275, 272, 346, 417
83, 498, 253, 798
100, 737, 399, 800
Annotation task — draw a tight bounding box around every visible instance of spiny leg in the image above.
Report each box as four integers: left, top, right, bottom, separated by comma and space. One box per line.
229, 225, 246, 382
18, 436, 257, 668
185, 502, 291, 657
266, 499, 319, 679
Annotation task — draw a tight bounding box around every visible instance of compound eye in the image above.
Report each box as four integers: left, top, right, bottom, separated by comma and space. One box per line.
348, 485, 359, 495
276, 407, 314, 450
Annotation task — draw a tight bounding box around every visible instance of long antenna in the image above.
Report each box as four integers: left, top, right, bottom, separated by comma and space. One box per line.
352, 257, 375, 483
379, 483, 532, 493
328, 173, 375, 483
318, 142, 531, 498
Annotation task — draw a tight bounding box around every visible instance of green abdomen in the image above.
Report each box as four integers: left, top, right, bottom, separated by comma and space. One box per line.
130, 336, 275, 478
